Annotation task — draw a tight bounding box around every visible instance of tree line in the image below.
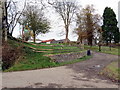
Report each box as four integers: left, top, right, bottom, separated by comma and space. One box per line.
1, 0, 120, 45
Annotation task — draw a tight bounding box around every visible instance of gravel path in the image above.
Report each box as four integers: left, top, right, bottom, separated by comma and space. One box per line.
67, 52, 118, 79
2, 52, 118, 88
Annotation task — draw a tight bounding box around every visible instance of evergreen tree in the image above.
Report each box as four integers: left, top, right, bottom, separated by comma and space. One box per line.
102, 7, 119, 44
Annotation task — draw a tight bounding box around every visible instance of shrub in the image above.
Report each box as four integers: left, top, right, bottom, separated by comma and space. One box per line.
2, 42, 21, 70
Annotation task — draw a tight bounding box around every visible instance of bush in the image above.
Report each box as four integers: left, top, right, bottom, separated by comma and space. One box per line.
2, 42, 21, 70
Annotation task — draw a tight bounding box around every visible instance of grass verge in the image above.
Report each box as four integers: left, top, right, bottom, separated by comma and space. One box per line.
100, 60, 120, 82
84, 45, 119, 55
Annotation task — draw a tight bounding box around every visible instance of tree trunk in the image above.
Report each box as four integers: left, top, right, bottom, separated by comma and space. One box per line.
87, 32, 93, 46
33, 31, 36, 43
65, 25, 69, 43
10, 30, 13, 36
77, 36, 82, 44
99, 45, 101, 51
2, 1, 7, 42
5, 28, 7, 41
88, 37, 93, 46
22, 26, 24, 40
109, 43, 111, 51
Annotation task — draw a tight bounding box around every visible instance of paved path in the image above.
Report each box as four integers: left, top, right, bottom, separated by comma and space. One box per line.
2, 52, 118, 88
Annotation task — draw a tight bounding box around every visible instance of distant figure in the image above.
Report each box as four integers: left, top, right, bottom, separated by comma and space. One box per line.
87, 50, 91, 56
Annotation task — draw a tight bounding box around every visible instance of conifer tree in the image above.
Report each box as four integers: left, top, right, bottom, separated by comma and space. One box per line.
102, 7, 119, 44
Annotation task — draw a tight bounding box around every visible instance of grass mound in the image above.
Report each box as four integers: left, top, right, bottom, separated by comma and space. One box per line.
3, 39, 90, 72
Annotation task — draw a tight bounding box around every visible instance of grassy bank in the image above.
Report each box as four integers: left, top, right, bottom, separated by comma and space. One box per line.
4, 40, 90, 72
23, 42, 84, 55
100, 60, 120, 81
84, 45, 119, 55
5, 47, 91, 72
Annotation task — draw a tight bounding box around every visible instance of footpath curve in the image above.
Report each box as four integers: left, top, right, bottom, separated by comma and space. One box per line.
2, 52, 118, 88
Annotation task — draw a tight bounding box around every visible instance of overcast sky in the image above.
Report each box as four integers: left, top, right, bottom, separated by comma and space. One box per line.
13, 0, 120, 41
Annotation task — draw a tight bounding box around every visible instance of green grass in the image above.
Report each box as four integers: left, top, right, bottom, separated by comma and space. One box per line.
100, 60, 120, 81
5, 48, 56, 72
33, 48, 83, 55
40, 43, 66, 46
84, 45, 119, 55
3, 40, 88, 72
23, 42, 83, 55
5, 47, 91, 72
24, 43, 79, 50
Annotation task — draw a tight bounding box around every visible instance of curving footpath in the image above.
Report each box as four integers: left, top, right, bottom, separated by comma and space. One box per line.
2, 52, 118, 88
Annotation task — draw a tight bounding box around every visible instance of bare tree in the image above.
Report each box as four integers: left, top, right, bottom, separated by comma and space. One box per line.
74, 12, 87, 44
2, 0, 8, 42
4, 0, 26, 37
48, 0, 78, 43
75, 5, 102, 46
98, 27, 103, 51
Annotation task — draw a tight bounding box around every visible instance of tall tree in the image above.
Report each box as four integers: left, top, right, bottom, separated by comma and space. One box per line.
102, 7, 119, 44
2, 0, 8, 42
48, 0, 78, 43
1, 0, 26, 42
4, 0, 26, 37
74, 12, 87, 44
22, 5, 50, 43
75, 5, 101, 46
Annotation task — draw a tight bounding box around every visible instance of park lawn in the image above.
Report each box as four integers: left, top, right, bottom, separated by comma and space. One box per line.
23, 42, 79, 49
100, 60, 120, 81
5, 46, 91, 72
23, 42, 83, 55
4, 40, 90, 72
52, 49, 84, 54
84, 45, 119, 55
40, 43, 66, 46
25, 43, 119, 55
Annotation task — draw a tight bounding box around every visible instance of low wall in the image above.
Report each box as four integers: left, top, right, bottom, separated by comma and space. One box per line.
50, 52, 86, 63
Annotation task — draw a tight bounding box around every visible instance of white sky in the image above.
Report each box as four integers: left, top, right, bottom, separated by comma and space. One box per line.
13, 0, 120, 41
